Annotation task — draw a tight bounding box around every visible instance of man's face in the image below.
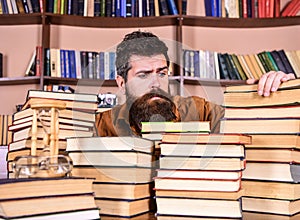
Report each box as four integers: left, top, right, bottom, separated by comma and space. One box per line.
117, 54, 169, 100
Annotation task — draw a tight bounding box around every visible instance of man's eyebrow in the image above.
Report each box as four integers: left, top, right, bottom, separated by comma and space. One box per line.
156, 66, 168, 72
135, 66, 168, 75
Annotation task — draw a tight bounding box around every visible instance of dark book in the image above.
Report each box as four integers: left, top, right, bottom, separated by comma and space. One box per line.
218, 53, 230, 79
270, 50, 287, 73
247, 0, 254, 17
194, 50, 200, 78
182, 0, 187, 15
231, 54, 247, 80
65, 49, 71, 78
100, 0, 105, 16
159, 0, 169, 15
80, 51, 88, 79
115, 0, 121, 16
1, 0, 9, 14
149, 0, 155, 16
30, 0, 41, 12
68, 50, 77, 78
60, 49, 66, 78
223, 53, 241, 80
0, 52, 3, 77
204, 0, 212, 16
47, 0, 54, 12
78, 0, 84, 15
43, 48, 50, 76
125, 0, 132, 17
166, 0, 178, 15
265, 51, 279, 71
277, 49, 296, 76
99, 52, 105, 79
257, 52, 271, 72
72, 0, 79, 15
105, 0, 112, 16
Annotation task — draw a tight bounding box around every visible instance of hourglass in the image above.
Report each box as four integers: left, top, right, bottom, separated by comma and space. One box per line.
12, 98, 73, 178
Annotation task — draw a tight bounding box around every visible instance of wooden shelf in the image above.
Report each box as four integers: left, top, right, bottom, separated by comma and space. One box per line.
43, 76, 118, 87
0, 76, 40, 85
0, 14, 42, 25
47, 14, 179, 28
182, 77, 247, 86
182, 15, 300, 28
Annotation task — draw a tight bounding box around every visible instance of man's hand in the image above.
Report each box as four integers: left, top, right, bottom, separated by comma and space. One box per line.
246, 71, 296, 96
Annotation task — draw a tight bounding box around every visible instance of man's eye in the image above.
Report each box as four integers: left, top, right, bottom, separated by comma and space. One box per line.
158, 72, 167, 77
137, 73, 147, 79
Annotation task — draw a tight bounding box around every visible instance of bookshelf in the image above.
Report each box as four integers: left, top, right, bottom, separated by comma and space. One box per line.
0, 0, 299, 114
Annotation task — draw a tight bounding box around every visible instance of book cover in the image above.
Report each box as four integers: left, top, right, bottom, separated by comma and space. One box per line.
156, 197, 242, 218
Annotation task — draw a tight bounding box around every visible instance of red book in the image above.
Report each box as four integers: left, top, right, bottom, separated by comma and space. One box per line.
35, 46, 42, 76
281, 0, 299, 17
274, 0, 280, 17
243, 0, 248, 18
258, 0, 266, 17
287, 0, 300, 16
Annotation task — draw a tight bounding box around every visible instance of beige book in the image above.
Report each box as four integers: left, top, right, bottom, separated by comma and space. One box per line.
248, 53, 263, 77
237, 54, 254, 79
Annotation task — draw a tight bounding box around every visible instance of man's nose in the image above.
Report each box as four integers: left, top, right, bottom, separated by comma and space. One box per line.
150, 74, 160, 88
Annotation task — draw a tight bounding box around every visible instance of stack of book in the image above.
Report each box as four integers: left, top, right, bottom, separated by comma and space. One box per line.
7, 90, 98, 178
0, 177, 100, 219
66, 136, 156, 218
154, 133, 251, 219
220, 78, 300, 219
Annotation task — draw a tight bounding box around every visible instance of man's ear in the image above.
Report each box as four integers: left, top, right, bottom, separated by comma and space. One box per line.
116, 75, 126, 95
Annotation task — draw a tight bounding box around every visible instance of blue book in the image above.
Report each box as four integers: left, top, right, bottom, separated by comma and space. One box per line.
2, 0, 9, 14
204, 0, 212, 16
65, 50, 71, 78
60, 49, 66, 78
94, 0, 101, 16
109, 52, 116, 80
99, 52, 105, 80
166, 0, 178, 15
194, 51, 200, 78
47, 0, 54, 12
31, 0, 41, 12
120, 0, 126, 17
68, 50, 77, 78
115, 0, 121, 16
216, 0, 222, 17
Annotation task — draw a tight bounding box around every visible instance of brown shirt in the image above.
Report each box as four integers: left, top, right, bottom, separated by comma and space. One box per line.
95, 95, 224, 136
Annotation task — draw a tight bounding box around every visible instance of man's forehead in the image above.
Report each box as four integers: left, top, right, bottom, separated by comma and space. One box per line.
129, 54, 167, 63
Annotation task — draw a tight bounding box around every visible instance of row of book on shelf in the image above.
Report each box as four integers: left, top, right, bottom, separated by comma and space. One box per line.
26, 47, 118, 80
0, 0, 187, 16
2, 78, 300, 219
46, 0, 183, 17
204, 0, 300, 18
0, 0, 42, 14
183, 49, 300, 80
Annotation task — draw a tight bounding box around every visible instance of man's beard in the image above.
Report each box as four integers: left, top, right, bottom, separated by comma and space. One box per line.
128, 88, 181, 136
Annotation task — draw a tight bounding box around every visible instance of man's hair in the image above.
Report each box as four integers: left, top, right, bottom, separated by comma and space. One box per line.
115, 31, 170, 81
